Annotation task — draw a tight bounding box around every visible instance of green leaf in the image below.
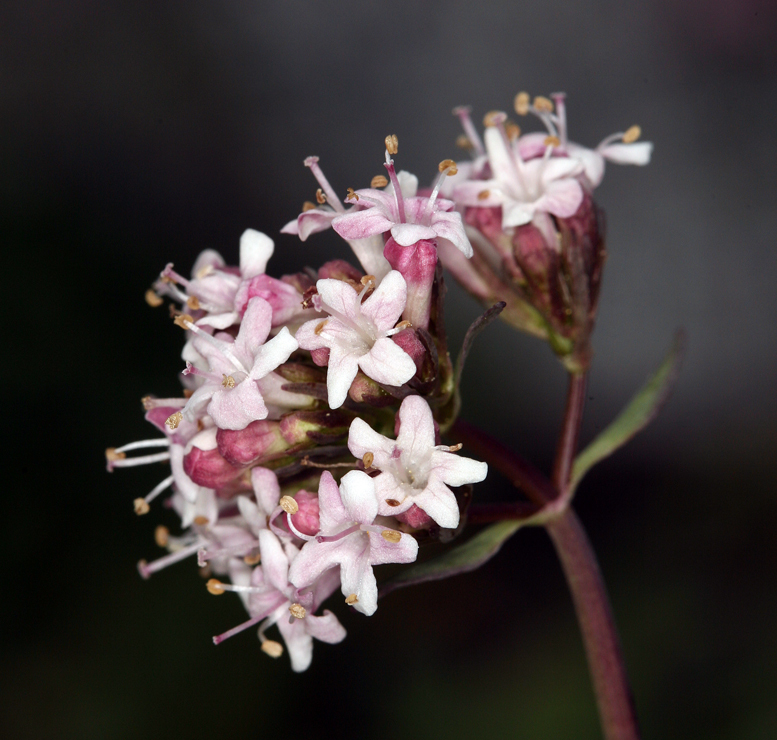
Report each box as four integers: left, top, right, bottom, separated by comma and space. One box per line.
380, 520, 524, 596
570, 330, 686, 492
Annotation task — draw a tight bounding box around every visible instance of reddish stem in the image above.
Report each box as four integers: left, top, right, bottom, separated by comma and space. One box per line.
552, 371, 588, 492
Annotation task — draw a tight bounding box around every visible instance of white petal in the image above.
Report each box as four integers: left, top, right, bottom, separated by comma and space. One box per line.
339, 470, 378, 525
239, 229, 274, 279
358, 338, 416, 387
396, 395, 436, 459
361, 270, 407, 332
600, 141, 653, 166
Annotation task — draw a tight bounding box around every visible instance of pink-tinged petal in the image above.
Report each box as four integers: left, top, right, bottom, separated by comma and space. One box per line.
325, 348, 360, 409
368, 529, 418, 566
517, 132, 552, 161
539, 156, 584, 184
347, 418, 396, 469
430, 210, 472, 258
501, 200, 535, 228
195, 311, 240, 330
394, 170, 419, 197
208, 380, 268, 430
237, 495, 265, 533
339, 470, 378, 525
358, 338, 416, 387
236, 298, 273, 358
251, 466, 281, 514
248, 327, 298, 381
180, 383, 217, 423
280, 217, 300, 235
338, 539, 377, 615
239, 229, 274, 279
310, 566, 342, 608
410, 477, 460, 529
288, 537, 357, 590
567, 144, 606, 187
536, 178, 584, 219
304, 610, 347, 645
317, 471, 347, 532
390, 222, 437, 246
429, 451, 488, 486
332, 208, 394, 241
277, 616, 314, 672
396, 396, 436, 459
484, 127, 521, 190
295, 318, 329, 351
315, 279, 361, 323
295, 208, 338, 241
258, 530, 290, 593
599, 141, 653, 166
191, 249, 226, 277
374, 473, 412, 516
361, 270, 407, 331
452, 179, 505, 208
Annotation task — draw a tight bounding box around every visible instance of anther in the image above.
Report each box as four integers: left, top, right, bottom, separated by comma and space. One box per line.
186, 296, 200, 310
447, 443, 463, 452
483, 110, 507, 127
362, 452, 374, 469
243, 552, 261, 565
514, 92, 530, 115
280, 495, 299, 515
183, 389, 194, 399
302, 201, 317, 212
456, 134, 474, 150
345, 593, 358, 605
165, 412, 182, 430
438, 158, 458, 176
145, 290, 163, 307
544, 135, 561, 147
155, 525, 169, 547
206, 578, 226, 595
381, 529, 402, 543
261, 640, 284, 658
384, 134, 398, 155
370, 175, 389, 188
395, 320, 412, 332
289, 603, 307, 619
505, 122, 521, 140
622, 125, 641, 143
173, 313, 193, 329
345, 187, 359, 201
477, 189, 491, 200
315, 188, 327, 204
360, 275, 376, 287
385, 498, 401, 507
134, 498, 150, 515
221, 374, 236, 389
193, 516, 210, 526
533, 96, 554, 113
314, 319, 328, 335
141, 396, 154, 409
105, 448, 126, 463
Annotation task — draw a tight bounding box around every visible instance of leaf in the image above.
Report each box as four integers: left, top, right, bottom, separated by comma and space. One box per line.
454, 302, 506, 390
570, 330, 686, 492
380, 519, 523, 596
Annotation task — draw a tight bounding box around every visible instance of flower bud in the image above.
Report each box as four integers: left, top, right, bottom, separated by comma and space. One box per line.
234, 274, 308, 326
396, 504, 433, 530
216, 420, 289, 467
289, 490, 320, 536
347, 372, 395, 407
279, 409, 355, 445
183, 444, 245, 489
390, 328, 427, 376
317, 260, 364, 283
383, 237, 438, 330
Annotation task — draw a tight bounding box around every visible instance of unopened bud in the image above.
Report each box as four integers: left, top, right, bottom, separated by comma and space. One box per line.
385, 134, 398, 155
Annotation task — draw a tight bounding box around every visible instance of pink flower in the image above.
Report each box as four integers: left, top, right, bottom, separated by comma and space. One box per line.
288, 471, 418, 616
294, 272, 417, 409
348, 395, 488, 529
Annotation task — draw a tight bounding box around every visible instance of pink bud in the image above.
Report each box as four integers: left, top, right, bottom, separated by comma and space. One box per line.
390, 328, 426, 375
347, 372, 394, 407
383, 237, 437, 330
396, 504, 433, 530
290, 490, 320, 536
310, 347, 330, 366
317, 260, 364, 282
183, 445, 244, 488
216, 420, 288, 466
234, 274, 306, 326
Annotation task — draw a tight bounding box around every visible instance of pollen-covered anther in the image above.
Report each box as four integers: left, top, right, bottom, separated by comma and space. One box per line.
395, 319, 412, 331
154, 525, 169, 547
261, 640, 284, 658
438, 158, 458, 176
456, 134, 474, 150
385, 134, 398, 155
505, 122, 521, 140
314, 319, 328, 336
381, 529, 402, 543
105, 447, 126, 463
193, 515, 210, 526
302, 201, 317, 212
186, 296, 201, 310
533, 95, 554, 113
141, 396, 154, 410
243, 552, 261, 565
385, 498, 401, 507
477, 189, 491, 200
345, 187, 359, 201
289, 603, 307, 619
206, 578, 226, 595
362, 452, 374, 469
134, 498, 150, 515
315, 188, 327, 204
360, 274, 376, 287
280, 495, 299, 515
483, 110, 507, 127
622, 125, 642, 143
345, 593, 358, 605
514, 91, 530, 115
165, 411, 183, 430
221, 374, 236, 389
371, 175, 389, 188
544, 135, 561, 147
447, 443, 463, 452
145, 289, 164, 307
173, 313, 193, 329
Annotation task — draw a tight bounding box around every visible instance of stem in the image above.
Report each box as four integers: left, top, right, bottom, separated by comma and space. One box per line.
552, 372, 588, 492
546, 510, 640, 740
466, 501, 542, 524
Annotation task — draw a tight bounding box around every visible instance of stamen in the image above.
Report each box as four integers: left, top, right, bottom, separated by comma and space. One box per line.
244, 552, 261, 565
314, 319, 328, 335
105, 448, 126, 463
483, 110, 507, 127
207, 578, 226, 595
199, 540, 260, 566
141, 396, 187, 410
212, 603, 284, 645
362, 452, 374, 469
544, 135, 561, 147
134, 498, 150, 515
145, 290, 163, 307
452, 106, 486, 157
193, 516, 210, 526
345, 593, 358, 605
286, 512, 315, 541
385, 498, 401, 507
221, 374, 236, 389
477, 189, 491, 200
137, 539, 203, 579
345, 187, 359, 202
438, 158, 458, 176
106, 446, 171, 470
384, 134, 399, 155
456, 134, 474, 150
186, 296, 200, 311
173, 313, 194, 329
302, 201, 317, 212
360, 275, 376, 287
533, 96, 554, 113
289, 603, 307, 619
114, 439, 170, 454
395, 319, 412, 331
422, 159, 458, 223
622, 125, 641, 143
207, 578, 266, 596
166, 412, 183, 430
514, 92, 530, 116
316, 523, 361, 543
280, 495, 299, 515
315, 188, 327, 204
261, 639, 284, 658
383, 158, 407, 224
505, 122, 521, 140
381, 529, 402, 543
155, 526, 169, 547
370, 175, 389, 188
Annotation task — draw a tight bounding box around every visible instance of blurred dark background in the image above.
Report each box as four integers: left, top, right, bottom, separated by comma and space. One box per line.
3, 1, 776, 738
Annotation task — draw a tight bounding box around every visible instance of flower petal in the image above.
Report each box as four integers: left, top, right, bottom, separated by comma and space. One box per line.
361, 270, 407, 331
599, 141, 653, 166
396, 396, 437, 459
239, 229, 274, 280
358, 338, 416, 387
338, 470, 378, 525
347, 418, 396, 469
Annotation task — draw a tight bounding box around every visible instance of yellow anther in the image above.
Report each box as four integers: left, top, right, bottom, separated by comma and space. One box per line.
505, 122, 521, 140
186, 295, 201, 310
194, 264, 214, 280
395, 319, 412, 331
165, 411, 182, 430
381, 529, 402, 543
221, 374, 236, 389
173, 313, 193, 329
514, 91, 530, 115
280, 495, 299, 515
438, 159, 459, 176
360, 274, 376, 287
385, 498, 401, 507
183, 389, 194, 399
447, 443, 463, 452
302, 200, 317, 212
261, 640, 284, 658
483, 110, 506, 127
154, 525, 169, 547
370, 175, 389, 188
206, 578, 225, 595
105, 447, 126, 463
315, 188, 327, 204
314, 319, 328, 336
456, 134, 474, 150
477, 189, 491, 201
533, 95, 554, 113
346, 187, 359, 201
345, 593, 359, 605
243, 552, 261, 565
141, 396, 154, 410
362, 452, 374, 469
193, 516, 210, 526
544, 135, 561, 147
289, 603, 307, 619
622, 125, 642, 143
134, 498, 150, 516
385, 134, 399, 155
145, 289, 163, 308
